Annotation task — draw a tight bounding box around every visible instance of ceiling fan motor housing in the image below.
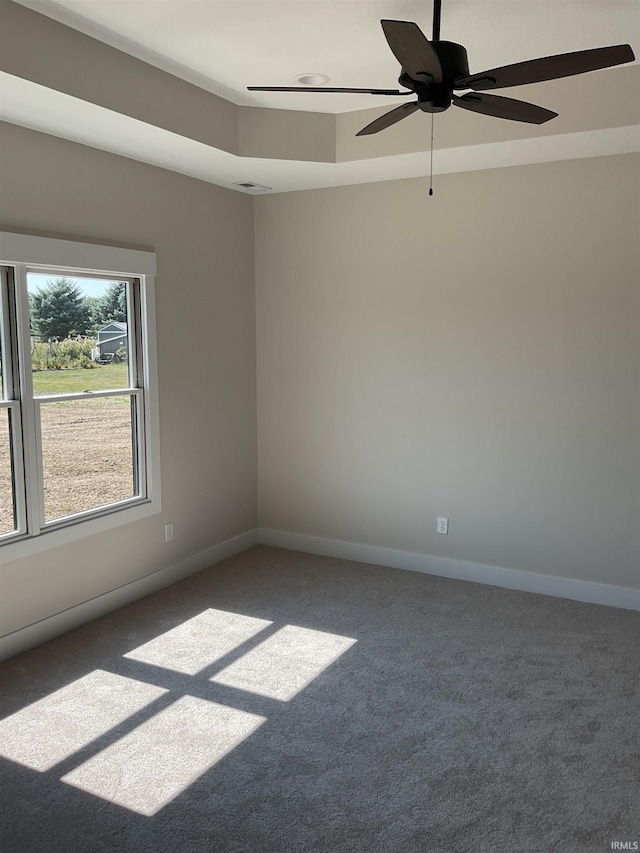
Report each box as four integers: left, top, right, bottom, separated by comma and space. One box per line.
401, 41, 469, 112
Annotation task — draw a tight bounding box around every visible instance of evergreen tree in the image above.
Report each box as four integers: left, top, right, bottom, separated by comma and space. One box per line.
29, 278, 90, 340
99, 282, 127, 325
84, 296, 104, 335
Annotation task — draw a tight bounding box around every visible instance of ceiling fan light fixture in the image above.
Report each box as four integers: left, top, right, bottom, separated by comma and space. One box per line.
296, 73, 330, 86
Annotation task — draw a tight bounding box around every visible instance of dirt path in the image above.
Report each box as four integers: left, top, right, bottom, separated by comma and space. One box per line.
1, 398, 133, 534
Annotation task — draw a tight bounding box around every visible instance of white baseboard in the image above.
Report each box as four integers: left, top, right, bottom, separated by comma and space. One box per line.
257, 528, 640, 612
0, 529, 258, 663
3, 525, 636, 663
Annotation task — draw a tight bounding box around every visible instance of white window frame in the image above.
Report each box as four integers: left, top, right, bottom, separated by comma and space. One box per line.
0, 232, 161, 561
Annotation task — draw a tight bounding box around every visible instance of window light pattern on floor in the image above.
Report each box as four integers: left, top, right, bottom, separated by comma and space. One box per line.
0, 610, 356, 815
0, 670, 167, 771
62, 696, 265, 816
211, 625, 357, 701
123, 608, 272, 675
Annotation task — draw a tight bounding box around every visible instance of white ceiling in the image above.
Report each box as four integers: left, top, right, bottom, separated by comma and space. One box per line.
16, 0, 640, 112
4, 0, 640, 193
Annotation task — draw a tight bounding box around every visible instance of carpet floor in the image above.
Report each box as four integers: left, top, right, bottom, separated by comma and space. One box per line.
0, 545, 638, 853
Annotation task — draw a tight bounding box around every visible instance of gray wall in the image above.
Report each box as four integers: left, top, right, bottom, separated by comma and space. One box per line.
255, 154, 640, 589
1, 120, 638, 644
0, 122, 257, 636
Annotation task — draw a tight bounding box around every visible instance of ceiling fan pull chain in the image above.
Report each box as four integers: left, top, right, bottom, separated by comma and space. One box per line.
429, 113, 434, 196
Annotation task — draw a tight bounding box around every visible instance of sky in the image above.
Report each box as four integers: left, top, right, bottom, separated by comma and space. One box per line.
27, 274, 125, 299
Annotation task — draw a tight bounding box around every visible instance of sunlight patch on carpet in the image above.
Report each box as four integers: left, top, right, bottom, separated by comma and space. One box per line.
61, 696, 265, 815
210, 625, 357, 701
123, 608, 272, 675
0, 670, 167, 771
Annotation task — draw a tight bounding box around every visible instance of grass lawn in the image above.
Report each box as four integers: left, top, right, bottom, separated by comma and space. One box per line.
31, 363, 130, 395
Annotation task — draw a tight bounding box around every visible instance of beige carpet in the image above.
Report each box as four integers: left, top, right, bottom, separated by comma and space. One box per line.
1, 545, 638, 852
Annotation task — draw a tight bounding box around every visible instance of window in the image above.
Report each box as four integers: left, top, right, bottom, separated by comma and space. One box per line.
0, 233, 160, 559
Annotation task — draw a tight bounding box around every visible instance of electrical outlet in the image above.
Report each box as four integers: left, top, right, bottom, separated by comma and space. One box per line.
437, 517, 449, 535
164, 522, 174, 542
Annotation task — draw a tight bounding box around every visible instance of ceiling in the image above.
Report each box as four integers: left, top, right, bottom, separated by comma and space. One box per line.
3, 0, 640, 192
16, 0, 640, 111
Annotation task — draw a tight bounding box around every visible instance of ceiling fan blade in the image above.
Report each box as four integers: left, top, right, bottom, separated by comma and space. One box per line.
381, 20, 443, 83
452, 93, 558, 124
247, 86, 413, 95
455, 44, 635, 91
356, 102, 419, 136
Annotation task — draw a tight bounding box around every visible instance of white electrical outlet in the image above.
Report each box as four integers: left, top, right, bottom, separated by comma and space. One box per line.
164, 522, 174, 542
437, 517, 449, 535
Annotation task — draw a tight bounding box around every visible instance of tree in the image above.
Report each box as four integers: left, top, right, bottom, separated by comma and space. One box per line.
99, 282, 127, 325
84, 282, 127, 333
29, 278, 90, 340
83, 296, 104, 335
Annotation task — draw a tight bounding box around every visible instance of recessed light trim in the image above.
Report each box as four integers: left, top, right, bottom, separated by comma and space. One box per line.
296, 73, 330, 86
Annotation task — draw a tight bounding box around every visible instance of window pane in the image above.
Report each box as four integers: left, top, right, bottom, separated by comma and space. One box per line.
0, 333, 4, 400
28, 274, 131, 396
0, 408, 16, 535
0, 297, 5, 400
40, 396, 137, 522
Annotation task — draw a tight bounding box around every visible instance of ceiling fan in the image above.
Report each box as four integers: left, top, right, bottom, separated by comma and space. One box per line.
248, 0, 635, 136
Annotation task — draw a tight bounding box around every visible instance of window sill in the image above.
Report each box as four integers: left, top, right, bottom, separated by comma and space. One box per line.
0, 498, 161, 563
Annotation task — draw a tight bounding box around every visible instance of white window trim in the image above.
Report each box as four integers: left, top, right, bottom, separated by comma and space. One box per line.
0, 232, 162, 562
